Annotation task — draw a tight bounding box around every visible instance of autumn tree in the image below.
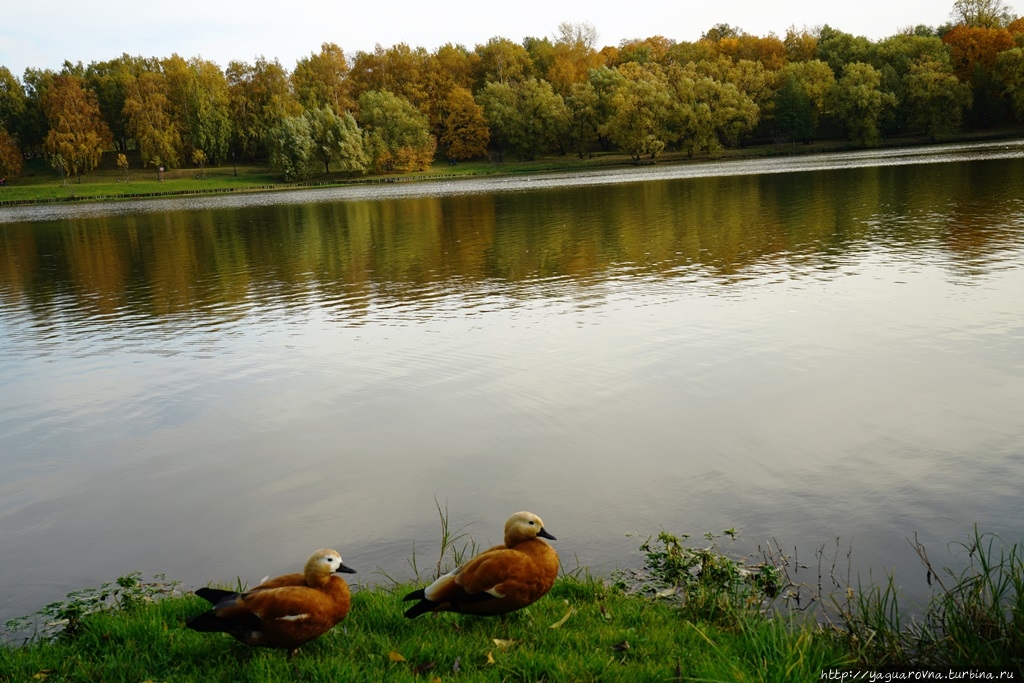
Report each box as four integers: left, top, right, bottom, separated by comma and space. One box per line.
564, 80, 600, 157
226, 57, 300, 161
614, 36, 676, 66
475, 37, 534, 87
784, 26, 819, 62
419, 44, 481, 142
0, 126, 23, 179
191, 149, 206, 178
162, 55, 232, 165
358, 90, 436, 173
830, 62, 896, 146
124, 70, 182, 167
438, 86, 489, 160
291, 43, 353, 113
42, 74, 113, 182
85, 54, 156, 152
545, 22, 604, 94
349, 43, 429, 108
943, 25, 1015, 126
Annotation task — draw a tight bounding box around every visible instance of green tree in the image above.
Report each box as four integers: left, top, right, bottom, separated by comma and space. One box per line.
664, 66, 720, 156
830, 62, 897, 146
477, 77, 567, 160
604, 63, 673, 161
42, 74, 113, 182
358, 90, 436, 173
305, 105, 367, 174
267, 115, 316, 181
18, 68, 55, 155
995, 47, 1024, 121
903, 57, 972, 139
0, 66, 26, 141
818, 26, 875, 75
771, 75, 815, 143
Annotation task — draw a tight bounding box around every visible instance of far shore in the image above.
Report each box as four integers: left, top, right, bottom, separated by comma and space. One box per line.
3, 127, 1023, 209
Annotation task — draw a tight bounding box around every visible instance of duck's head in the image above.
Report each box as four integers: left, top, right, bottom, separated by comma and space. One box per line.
304, 548, 357, 583
504, 511, 556, 546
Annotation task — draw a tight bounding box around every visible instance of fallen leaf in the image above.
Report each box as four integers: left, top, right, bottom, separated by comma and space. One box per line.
431, 678, 442, 683
612, 640, 630, 652
655, 587, 676, 598
412, 662, 435, 675
453, 656, 461, 673
32, 673, 53, 681
388, 650, 407, 663
549, 605, 574, 629
485, 651, 495, 665
492, 638, 515, 649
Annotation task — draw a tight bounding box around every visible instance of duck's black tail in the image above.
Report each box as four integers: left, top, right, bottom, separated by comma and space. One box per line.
195, 587, 238, 605
402, 589, 436, 618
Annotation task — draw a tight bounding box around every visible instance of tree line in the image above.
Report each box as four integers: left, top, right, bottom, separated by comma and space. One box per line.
1, 0, 1023, 183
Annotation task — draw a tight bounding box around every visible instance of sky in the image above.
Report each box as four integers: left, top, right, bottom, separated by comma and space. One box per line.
1, 0, 1017, 79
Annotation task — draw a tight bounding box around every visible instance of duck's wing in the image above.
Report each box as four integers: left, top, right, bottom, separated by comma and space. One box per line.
454, 548, 533, 598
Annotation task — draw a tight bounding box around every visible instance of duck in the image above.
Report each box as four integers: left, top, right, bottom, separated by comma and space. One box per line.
403, 511, 558, 618
187, 548, 356, 651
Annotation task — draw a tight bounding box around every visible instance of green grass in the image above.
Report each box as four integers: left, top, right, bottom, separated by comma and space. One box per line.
0, 575, 848, 682
3, 526, 1022, 681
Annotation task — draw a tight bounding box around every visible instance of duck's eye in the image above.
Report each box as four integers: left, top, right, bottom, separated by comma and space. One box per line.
529, 521, 535, 525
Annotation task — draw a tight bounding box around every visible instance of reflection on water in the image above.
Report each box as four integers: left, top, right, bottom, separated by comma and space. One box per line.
1, 145, 1024, 624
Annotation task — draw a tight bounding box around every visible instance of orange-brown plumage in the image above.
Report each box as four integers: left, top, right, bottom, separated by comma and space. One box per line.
404, 511, 559, 617
187, 548, 355, 650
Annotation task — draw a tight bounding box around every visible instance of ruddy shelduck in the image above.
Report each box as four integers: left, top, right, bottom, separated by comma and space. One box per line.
187, 548, 356, 651
403, 511, 558, 617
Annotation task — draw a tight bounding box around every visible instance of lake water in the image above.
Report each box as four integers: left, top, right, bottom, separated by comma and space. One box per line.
2, 141, 1023, 626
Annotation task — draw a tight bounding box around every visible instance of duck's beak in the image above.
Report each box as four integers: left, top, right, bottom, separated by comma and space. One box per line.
337, 563, 357, 574
538, 528, 556, 541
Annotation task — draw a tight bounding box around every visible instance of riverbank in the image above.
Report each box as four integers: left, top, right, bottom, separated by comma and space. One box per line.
1, 528, 1020, 680
3, 127, 1023, 208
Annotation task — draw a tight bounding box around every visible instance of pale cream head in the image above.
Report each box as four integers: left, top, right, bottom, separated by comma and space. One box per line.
504, 511, 552, 546
304, 548, 345, 579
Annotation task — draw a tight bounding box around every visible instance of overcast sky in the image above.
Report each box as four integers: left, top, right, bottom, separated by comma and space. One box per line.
2, 0, 1017, 80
